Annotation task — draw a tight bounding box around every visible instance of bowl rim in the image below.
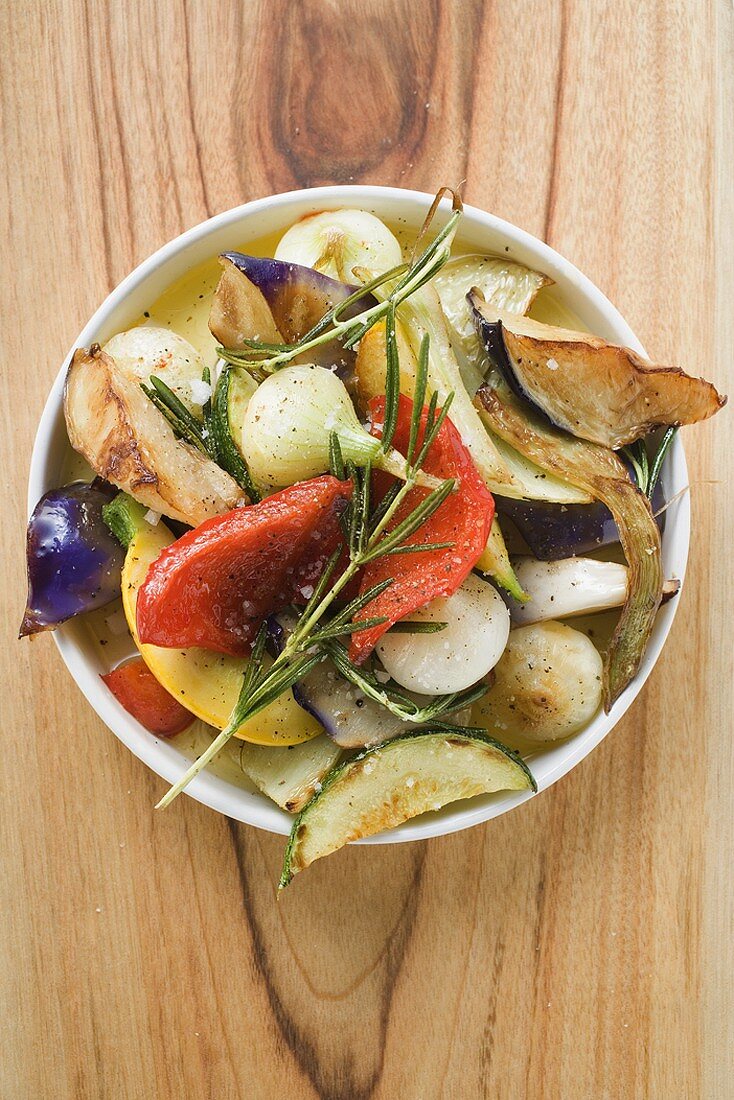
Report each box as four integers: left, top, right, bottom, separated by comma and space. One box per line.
27, 184, 690, 842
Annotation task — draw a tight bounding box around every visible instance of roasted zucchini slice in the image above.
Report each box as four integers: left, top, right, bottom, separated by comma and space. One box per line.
280, 728, 535, 886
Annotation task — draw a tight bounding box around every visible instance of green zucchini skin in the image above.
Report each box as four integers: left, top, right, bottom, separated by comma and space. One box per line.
279, 727, 536, 888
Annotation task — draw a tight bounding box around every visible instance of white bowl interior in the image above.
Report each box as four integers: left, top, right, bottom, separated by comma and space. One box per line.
28, 186, 690, 841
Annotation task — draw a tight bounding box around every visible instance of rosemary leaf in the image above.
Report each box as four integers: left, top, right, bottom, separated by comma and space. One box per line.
387, 620, 448, 634
368, 481, 402, 532
648, 427, 678, 495
381, 302, 400, 454
407, 334, 430, 464
382, 541, 454, 556
412, 392, 454, 473
308, 616, 388, 644
329, 431, 346, 480
210, 369, 261, 500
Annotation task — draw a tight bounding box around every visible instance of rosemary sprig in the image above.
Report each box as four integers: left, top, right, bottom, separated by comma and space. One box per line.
323, 639, 489, 723
217, 189, 462, 375
156, 334, 461, 809
140, 381, 210, 455
622, 427, 678, 498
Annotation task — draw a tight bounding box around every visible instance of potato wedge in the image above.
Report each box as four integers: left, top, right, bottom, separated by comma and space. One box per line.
64, 345, 245, 525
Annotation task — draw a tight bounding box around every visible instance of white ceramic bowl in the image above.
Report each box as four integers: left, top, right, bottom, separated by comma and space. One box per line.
28, 186, 690, 841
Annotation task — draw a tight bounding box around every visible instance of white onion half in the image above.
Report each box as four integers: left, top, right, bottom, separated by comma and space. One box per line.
275, 209, 402, 282
376, 573, 510, 695
472, 621, 603, 743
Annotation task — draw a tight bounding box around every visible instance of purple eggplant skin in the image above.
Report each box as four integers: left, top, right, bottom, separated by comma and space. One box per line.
20, 482, 125, 637
496, 475, 666, 561
220, 253, 375, 343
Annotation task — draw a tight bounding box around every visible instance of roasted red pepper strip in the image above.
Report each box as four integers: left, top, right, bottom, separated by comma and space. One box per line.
136, 476, 352, 656
102, 657, 194, 737
349, 396, 494, 662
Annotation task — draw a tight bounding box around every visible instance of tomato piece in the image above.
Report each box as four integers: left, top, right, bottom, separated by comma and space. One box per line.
349, 396, 494, 662
136, 476, 352, 656
102, 657, 194, 737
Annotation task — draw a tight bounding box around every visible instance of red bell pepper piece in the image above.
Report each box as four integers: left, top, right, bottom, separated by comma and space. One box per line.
349, 395, 494, 662
102, 657, 194, 737
136, 476, 352, 656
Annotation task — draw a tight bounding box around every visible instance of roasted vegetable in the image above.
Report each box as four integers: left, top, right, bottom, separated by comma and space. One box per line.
20, 481, 124, 636
507, 558, 681, 625
103, 327, 210, 414
433, 254, 551, 391
208, 256, 283, 350
471, 621, 603, 745
269, 613, 415, 749
274, 208, 403, 282
507, 557, 629, 624
376, 573, 510, 694
136, 476, 352, 657
237, 735, 343, 812
102, 657, 194, 737
496, 495, 621, 560
239, 364, 439, 490
111, 494, 323, 746
217, 252, 373, 344
280, 728, 535, 886
64, 345, 245, 525
472, 296, 726, 448
476, 380, 663, 709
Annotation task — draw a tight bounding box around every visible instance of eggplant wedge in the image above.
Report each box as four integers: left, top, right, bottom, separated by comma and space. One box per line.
217, 252, 373, 343
471, 294, 726, 448
280, 728, 535, 886
210, 254, 372, 376
476, 380, 663, 710
64, 346, 245, 526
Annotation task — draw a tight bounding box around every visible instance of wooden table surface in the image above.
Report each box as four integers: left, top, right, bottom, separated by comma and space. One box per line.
2, 2, 732, 1097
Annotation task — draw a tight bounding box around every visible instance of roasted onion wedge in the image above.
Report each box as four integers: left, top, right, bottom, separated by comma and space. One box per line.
64, 345, 245, 526
279, 728, 535, 887
476, 380, 663, 710
472, 294, 726, 448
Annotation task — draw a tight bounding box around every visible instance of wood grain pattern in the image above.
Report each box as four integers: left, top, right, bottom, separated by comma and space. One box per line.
1, 1, 732, 1097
